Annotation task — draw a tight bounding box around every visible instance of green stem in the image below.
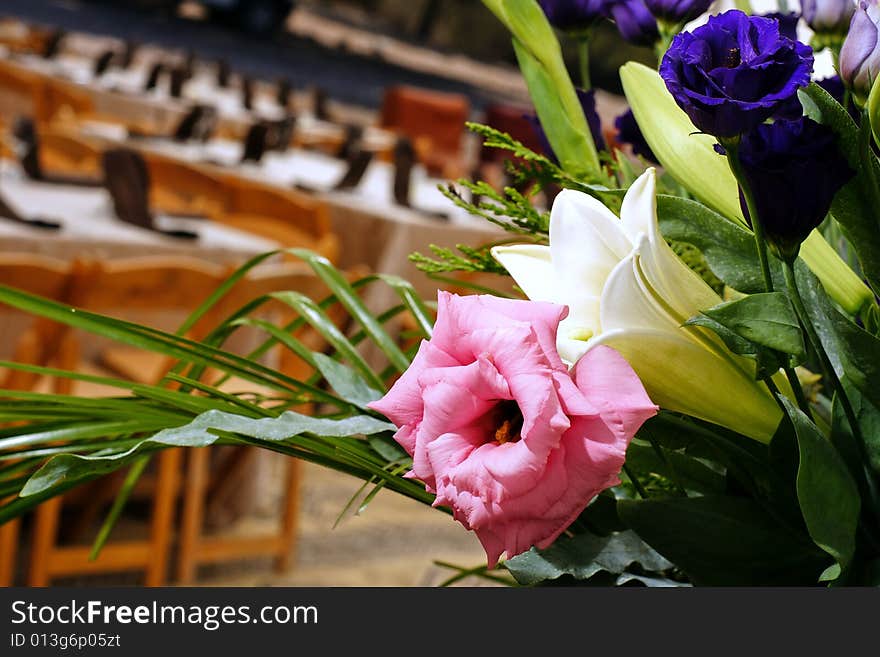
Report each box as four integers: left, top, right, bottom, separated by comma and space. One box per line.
784, 366, 815, 421
623, 463, 649, 499
783, 262, 860, 439
723, 140, 774, 293
577, 37, 591, 90
724, 139, 813, 418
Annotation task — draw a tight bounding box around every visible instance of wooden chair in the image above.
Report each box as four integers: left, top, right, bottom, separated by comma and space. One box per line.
173, 262, 332, 583
0, 253, 75, 586
24, 256, 232, 586
35, 129, 105, 180
142, 152, 231, 219
220, 180, 339, 263
36, 78, 96, 126
379, 85, 470, 179
0, 59, 43, 121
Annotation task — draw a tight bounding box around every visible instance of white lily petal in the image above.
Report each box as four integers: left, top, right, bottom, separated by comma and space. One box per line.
619, 167, 656, 243
590, 328, 782, 443
491, 244, 557, 304
598, 239, 680, 334
619, 168, 724, 328
550, 189, 633, 300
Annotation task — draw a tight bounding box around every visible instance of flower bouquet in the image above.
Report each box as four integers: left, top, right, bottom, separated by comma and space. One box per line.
1, 0, 880, 587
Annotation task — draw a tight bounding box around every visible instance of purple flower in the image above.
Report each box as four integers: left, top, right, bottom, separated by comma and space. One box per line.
614, 108, 657, 162
840, 1, 880, 98
610, 0, 660, 47
537, 0, 610, 32
659, 10, 814, 138
802, 0, 855, 34
643, 0, 712, 23
737, 117, 854, 259
527, 88, 605, 162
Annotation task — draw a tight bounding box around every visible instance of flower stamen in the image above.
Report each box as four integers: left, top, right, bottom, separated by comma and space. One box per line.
493, 400, 524, 444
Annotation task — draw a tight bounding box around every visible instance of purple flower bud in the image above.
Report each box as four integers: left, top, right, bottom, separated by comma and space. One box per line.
840, 1, 880, 97
660, 10, 813, 138
537, 0, 610, 32
614, 108, 657, 162
609, 0, 660, 47
802, 0, 855, 34
763, 11, 801, 41
643, 0, 713, 24
737, 117, 854, 259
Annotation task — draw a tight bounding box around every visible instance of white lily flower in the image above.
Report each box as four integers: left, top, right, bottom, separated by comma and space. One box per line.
492, 168, 783, 443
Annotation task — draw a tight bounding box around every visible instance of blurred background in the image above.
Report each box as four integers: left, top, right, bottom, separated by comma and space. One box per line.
0, 0, 639, 587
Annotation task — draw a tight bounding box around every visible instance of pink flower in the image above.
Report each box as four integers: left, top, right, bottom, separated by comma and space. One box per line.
368, 292, 657, 565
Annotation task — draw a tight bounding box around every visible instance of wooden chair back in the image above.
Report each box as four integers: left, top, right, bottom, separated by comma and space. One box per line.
37, 129, 105, 179
222, 181, 339, 262
0, 59, 42, 120
143, 152, 231, 219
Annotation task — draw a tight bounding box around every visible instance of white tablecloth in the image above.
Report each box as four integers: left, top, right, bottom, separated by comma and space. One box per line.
0, 162, 280, 263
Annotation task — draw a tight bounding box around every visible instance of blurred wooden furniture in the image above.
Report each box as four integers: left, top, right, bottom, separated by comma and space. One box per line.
220, 179, 339, 263
0, 253, 75, 586
379, 85, 470, 179
23, 256, 233, 586
143, 151, 231, 218
34, 128, 105, 180
173, 262, 333, 583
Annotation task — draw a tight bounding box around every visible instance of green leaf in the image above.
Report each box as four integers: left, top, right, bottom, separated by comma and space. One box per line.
779, 397, 861, 575
21, 410, 395, 497
312, 353, 384, 411
795, 262, 880, 411
618, 495, 829, 585
511, 39, 598, 179
625, 442, 726, 494
657, 195, 767, 293
693, 292, 806, 361
801, 83, 880, 297
483, 0, 600, 177
504, 530, 672, 586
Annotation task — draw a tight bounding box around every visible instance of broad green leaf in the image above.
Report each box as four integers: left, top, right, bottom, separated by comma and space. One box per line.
483, 0, 600, 176
504, 530, 672, 586
779, 397, 861, 576
21, 410, 395, 497
685, 314, 788, 380
618, 495, 829, 585
801, 83, 880, 297
657, 195, 768, 293
625, 442, 726, 494
795, 262, 880, 411
312, 353, 384, 411
830, 382, 880, 520
623, 62, 873, 314
694, 292, 806, 361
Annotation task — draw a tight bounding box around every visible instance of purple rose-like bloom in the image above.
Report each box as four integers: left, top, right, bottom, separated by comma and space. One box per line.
737, 117, 854, 259
614, 109, 657, 162
537, 0, 609, 32
802, 0, 855, 34
527, 88, 605, 162
610, 0, 660, 46
840, 1, 880, 97
660, 10, 814, 138
643, 0, 712, 23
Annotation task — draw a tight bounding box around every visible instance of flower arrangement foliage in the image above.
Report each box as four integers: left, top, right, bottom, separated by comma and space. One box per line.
1, 0, 880, 587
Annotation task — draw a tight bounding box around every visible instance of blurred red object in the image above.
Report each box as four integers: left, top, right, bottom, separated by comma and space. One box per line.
480, 102, 547, 164
379, 85, 470, 179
